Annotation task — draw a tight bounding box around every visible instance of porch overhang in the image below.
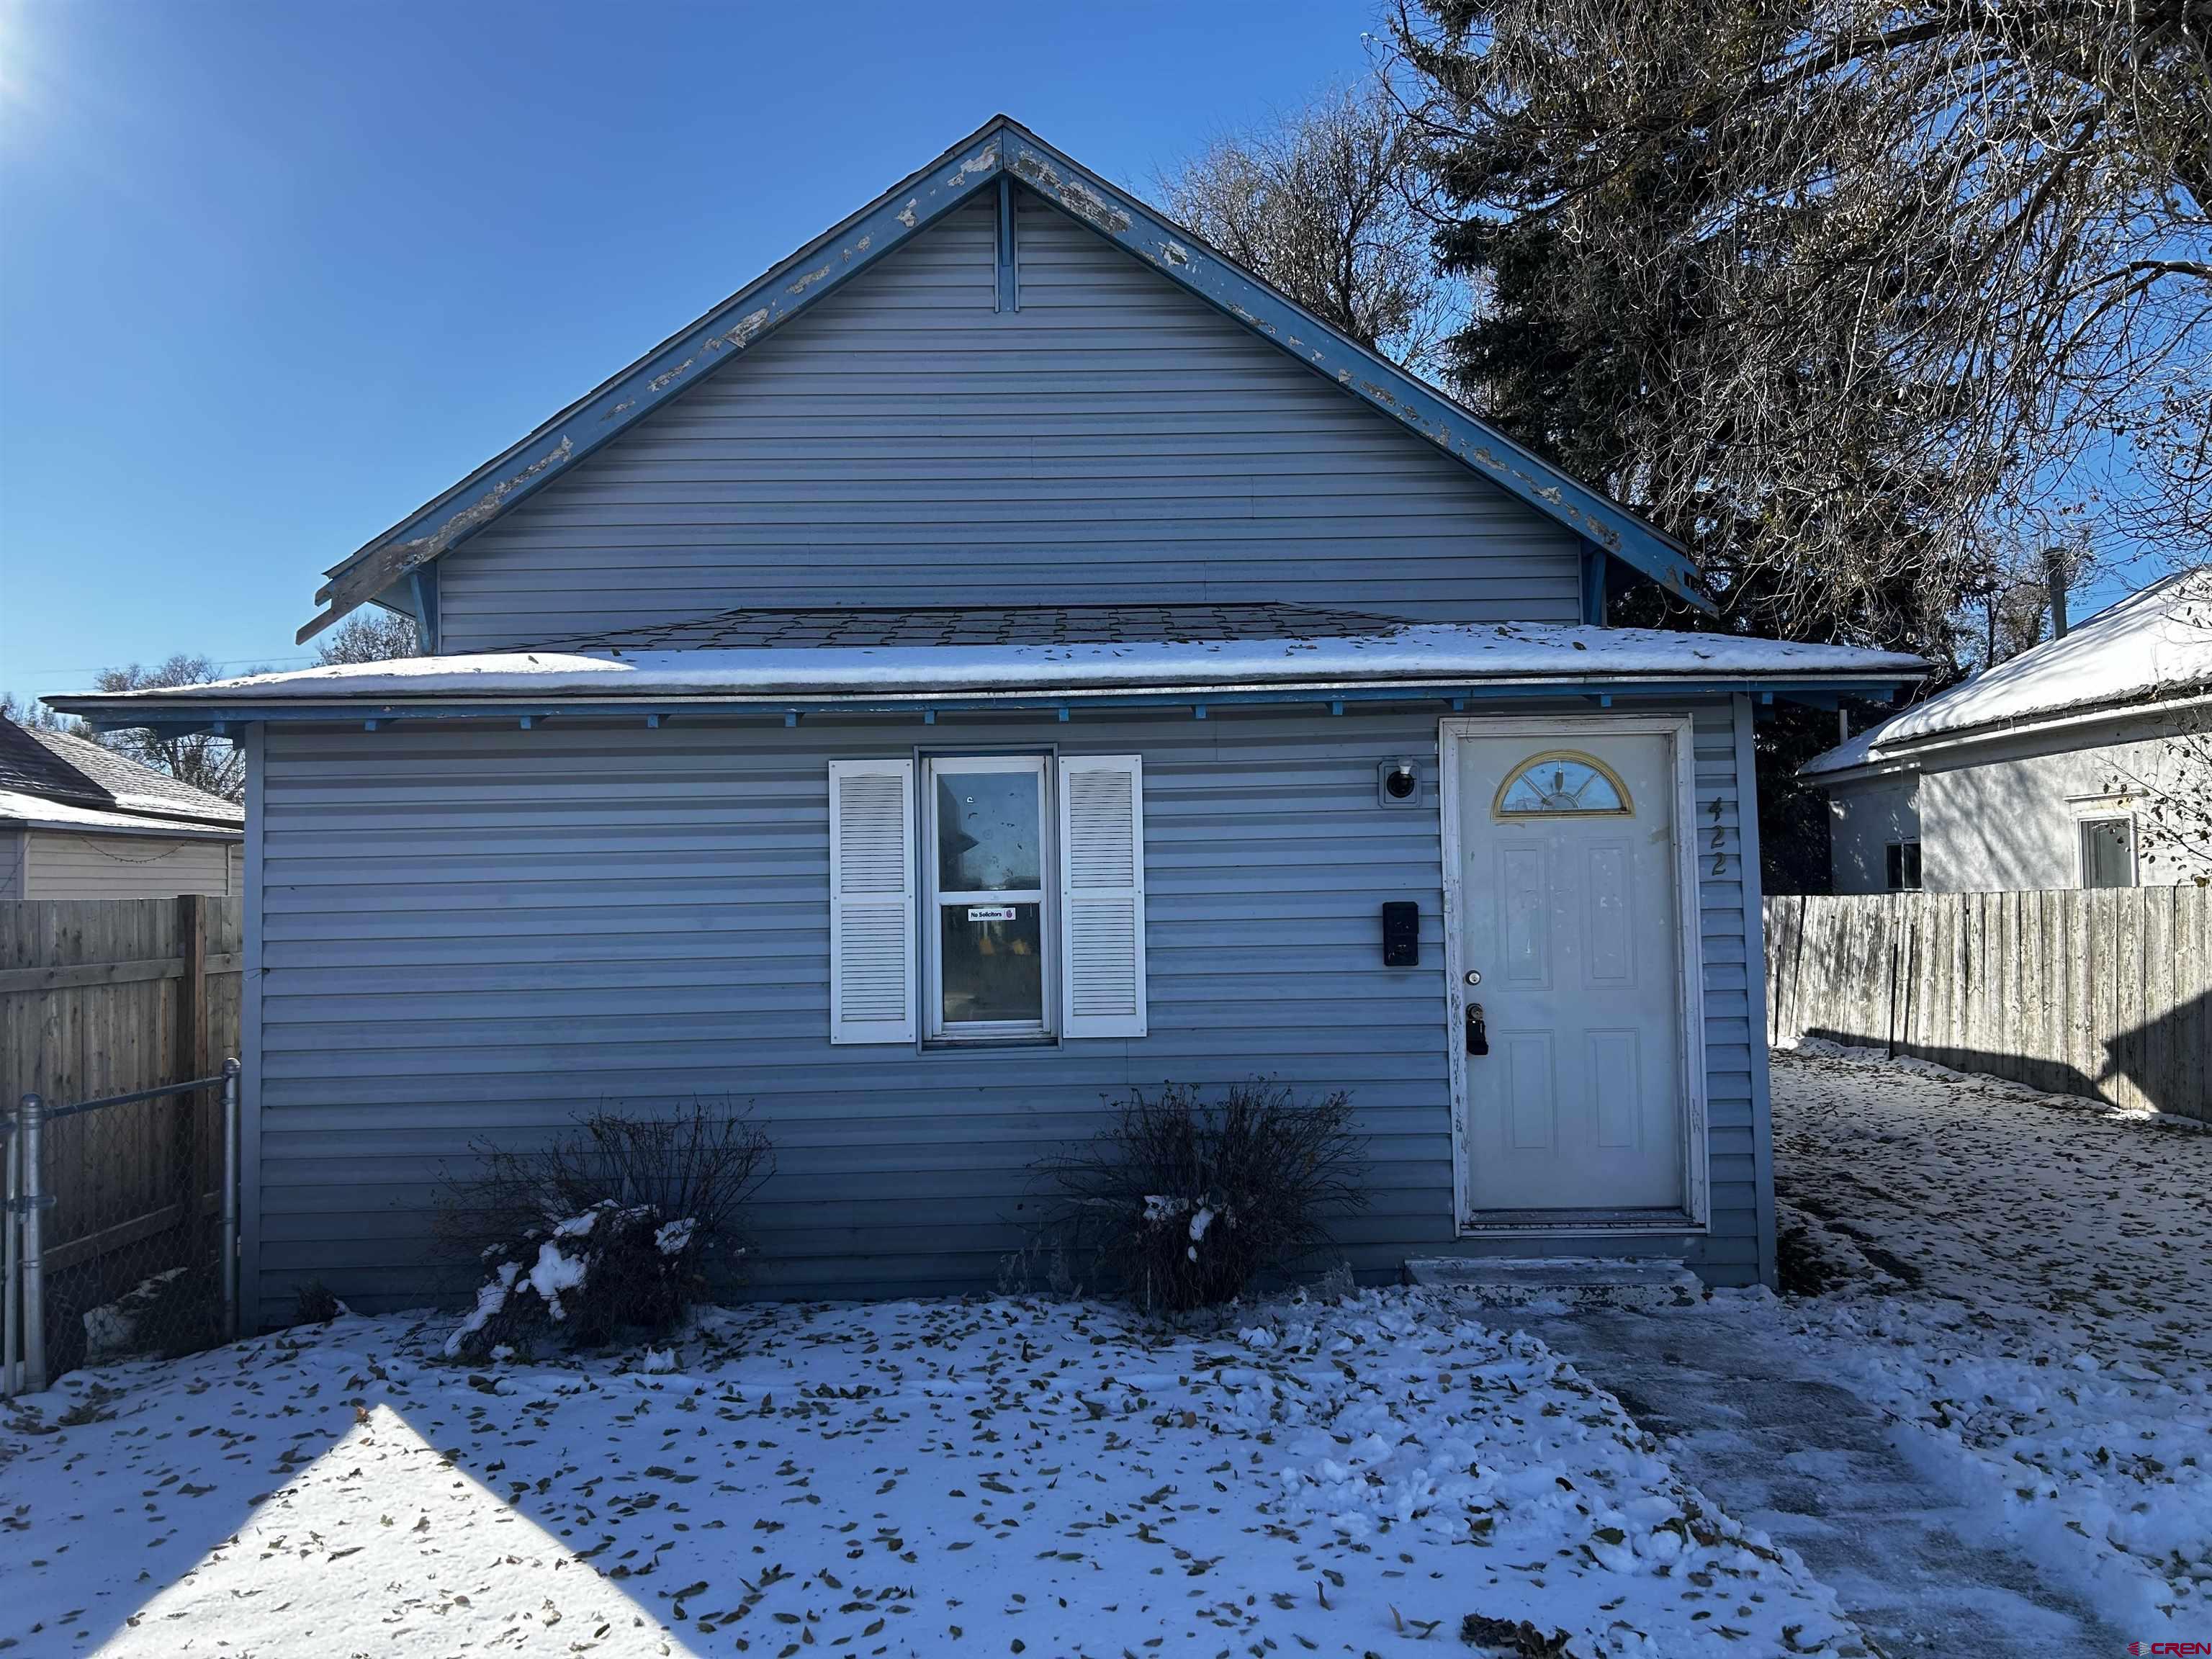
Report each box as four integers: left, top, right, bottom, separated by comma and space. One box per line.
55, 673, 1920, 739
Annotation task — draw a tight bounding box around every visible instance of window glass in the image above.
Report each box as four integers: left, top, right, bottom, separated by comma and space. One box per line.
939, 902, 1044, 1025
2081, 818, 2135, 889
1886, 842, 1922, 890
1496, 752, 1629, 816
935, 770, 1042, 891
927, 757, 1051, 1038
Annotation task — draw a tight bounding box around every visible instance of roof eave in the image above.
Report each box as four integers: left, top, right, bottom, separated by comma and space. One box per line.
53, 669, 1918, 732
1802, 680, 2212, 781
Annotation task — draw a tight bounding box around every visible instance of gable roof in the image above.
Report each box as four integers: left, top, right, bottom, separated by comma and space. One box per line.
300, 115, 1711, 644
0, 717, 243, 830
1802, 569, 2212, 778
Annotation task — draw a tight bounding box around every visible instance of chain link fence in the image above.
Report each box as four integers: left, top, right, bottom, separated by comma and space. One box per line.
4, 1063, 239, 1395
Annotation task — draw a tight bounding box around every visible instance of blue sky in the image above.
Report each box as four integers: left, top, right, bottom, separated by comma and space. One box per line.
0, 0, 1380, 703
1, 1, 2157, 708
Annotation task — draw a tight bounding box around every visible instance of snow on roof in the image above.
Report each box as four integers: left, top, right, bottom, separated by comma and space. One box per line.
0, 788, 243, 839
1799, 721, 1888, 778
55, 620, 1924, 712
1803, 570, 2212, 778
23, 726, 243, 824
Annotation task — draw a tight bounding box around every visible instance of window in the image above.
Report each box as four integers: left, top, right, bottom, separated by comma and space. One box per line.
827, 755, 1146, 1046
1884, 840, 1923, 891
2080, 817, 2136, 889
1493, 750, 1631, 817
926, 755, 1051, 1039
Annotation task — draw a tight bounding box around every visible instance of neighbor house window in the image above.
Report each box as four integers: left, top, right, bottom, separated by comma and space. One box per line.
827, 755, 1148, 1047
925, 755, 1052, 1040
1884, 840, 1922, 891
2080, 817, 2136, 889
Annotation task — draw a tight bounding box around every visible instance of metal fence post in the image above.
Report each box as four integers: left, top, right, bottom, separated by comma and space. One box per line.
4, 1105, 18, 1397
221, 1059, 241, 1342
19, 1093, 46, 1394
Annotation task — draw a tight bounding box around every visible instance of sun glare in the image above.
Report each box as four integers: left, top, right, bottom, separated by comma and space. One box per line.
0, 0, 45, 140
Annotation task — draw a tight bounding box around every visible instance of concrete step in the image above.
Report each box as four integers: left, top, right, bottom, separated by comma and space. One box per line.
1402, 1256, 1703, 1310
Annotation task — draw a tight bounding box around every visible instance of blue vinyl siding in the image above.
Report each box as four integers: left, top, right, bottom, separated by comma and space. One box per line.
244, 698, 1761, 1325
433, 192, 1583, 650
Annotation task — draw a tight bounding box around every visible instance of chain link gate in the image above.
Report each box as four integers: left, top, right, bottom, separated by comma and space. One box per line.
4, 1060, 239, 1395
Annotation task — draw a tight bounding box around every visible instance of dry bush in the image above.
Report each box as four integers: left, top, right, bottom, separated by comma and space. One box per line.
1035, 1082, 1369, 1313
436, 1102, 773, 1360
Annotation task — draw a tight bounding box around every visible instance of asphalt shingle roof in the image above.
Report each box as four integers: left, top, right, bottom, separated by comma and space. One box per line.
0, 718, 242, 827
537, 603, 1407, 654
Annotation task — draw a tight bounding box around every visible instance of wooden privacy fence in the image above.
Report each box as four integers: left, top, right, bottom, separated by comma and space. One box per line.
1765, 889, 2210, 1123
1, 897, 243, 1378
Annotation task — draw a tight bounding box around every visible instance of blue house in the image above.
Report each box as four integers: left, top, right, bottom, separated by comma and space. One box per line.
58, 119, 1920, 1326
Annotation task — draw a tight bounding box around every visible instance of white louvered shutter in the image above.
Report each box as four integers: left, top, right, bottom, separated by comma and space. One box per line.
1058, 755, 1148, 1038
828, 759, 917, 1044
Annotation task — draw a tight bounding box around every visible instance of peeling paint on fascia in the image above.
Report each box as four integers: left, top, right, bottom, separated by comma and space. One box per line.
786, 264, 832, 297
842, 233, 873, 264
640, 305, 773, 398
945, 145, 998, 186
1007, 149, 1132, 235
385, 436, 576, 576
703, 307, 772, 355
599, 399, 637, 423
1159, 240, 1191, 267
896, 198, 918, 229
1056, 177, 1131, 234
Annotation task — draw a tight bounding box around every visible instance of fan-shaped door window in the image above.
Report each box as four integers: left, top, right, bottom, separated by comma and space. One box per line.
1493, 750, 1632, 818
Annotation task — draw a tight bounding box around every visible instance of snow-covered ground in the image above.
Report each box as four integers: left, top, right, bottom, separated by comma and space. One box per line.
0, 1289, 1865, 1658
1768, 1043, 2212, 1637
5, 1049, 2202, 1655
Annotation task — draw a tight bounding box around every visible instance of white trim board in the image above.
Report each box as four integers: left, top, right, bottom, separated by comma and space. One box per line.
238, 723, 266, 1332
1439, 714, 1712, 1236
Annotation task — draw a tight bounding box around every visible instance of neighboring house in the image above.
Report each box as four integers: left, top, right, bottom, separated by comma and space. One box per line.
55, 118, 1920, 1324
1804, 571, 2211, 894
0, 717, 243, 900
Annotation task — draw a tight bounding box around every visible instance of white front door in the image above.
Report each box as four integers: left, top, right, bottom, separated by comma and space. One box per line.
1446, 719, 1697, 1218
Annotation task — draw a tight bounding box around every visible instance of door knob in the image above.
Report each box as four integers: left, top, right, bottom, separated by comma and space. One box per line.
1465, 1002, 1489, 1056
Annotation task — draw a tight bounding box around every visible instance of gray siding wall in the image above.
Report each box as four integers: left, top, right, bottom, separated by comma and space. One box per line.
1827, 775, 1921, 894
1821, 709, 2198, 894
246, 698, 1763, 1325
22, 829, 235, 899
1918, 721, 2194, 892
434, 192, 1584, 650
